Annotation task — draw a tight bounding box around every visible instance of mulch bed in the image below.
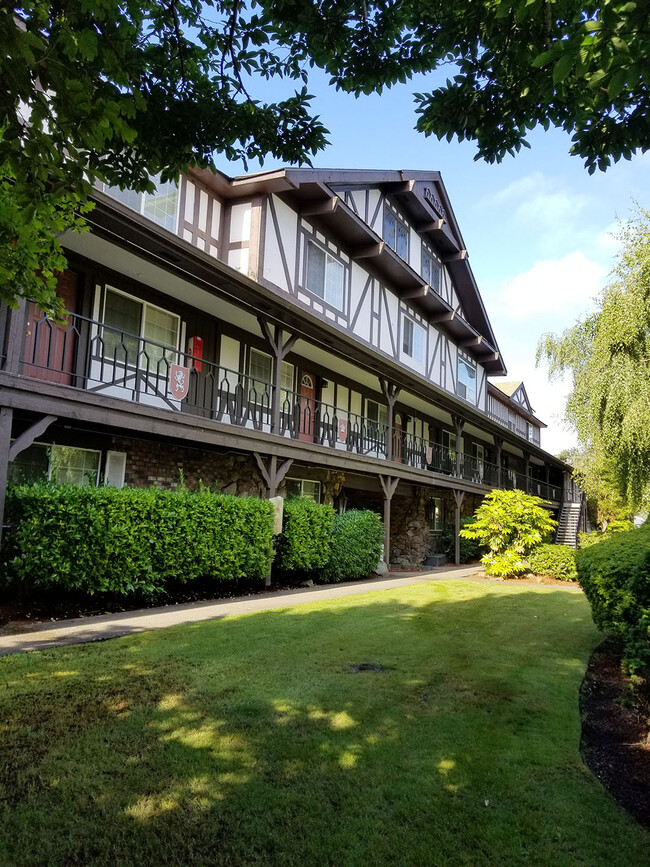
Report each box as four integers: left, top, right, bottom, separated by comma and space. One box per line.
581, 638, 650, 830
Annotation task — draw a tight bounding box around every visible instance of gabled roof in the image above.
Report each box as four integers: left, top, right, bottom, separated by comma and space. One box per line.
190, 166, 507, 375
489, 380, 544, 427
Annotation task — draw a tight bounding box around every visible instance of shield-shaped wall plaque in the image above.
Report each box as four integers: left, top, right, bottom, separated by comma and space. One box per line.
170, 364, 190, 400
338, 419, 348, 443
426, 446, 433, 465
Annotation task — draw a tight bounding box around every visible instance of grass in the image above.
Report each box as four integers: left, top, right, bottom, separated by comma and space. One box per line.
0, 580, 648, 865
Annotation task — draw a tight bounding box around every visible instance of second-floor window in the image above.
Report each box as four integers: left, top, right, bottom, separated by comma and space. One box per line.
457, 351, 477, 404
248, 348, 294, 404
384, 204, 409, 260
104, 176, 179, 233
402, 317, 425, 364
422, 246, 441, 293
102, 288, 180, 367
306, 241, 345, 311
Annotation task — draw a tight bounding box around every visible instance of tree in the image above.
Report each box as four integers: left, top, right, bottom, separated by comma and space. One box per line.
459, 489, 557, 576
538, 207, 650, 509
557, 446, 633, 530
1, 2, 328, 315
268, 0, 649, 172
3, 1, 648, 315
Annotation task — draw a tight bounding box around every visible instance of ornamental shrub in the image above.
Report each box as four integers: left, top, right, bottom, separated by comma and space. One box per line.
460, 489, 557, 577
319, 510, 383, 583
576, 524, 650, 678
528, 544, 578, 581
3, 484, 274, 595
578, 520, 636, 548
274, 498, 335, 574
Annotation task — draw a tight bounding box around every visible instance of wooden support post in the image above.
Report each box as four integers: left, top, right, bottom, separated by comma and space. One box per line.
379, 379, 401, 462
9, 415, 57, 463
523, 452, 531, 495
254, 452, 294, 587
258, 317, 298, 434
493, 435, 503, 489
452, 415, 465, 478
4, 300, 27, 374
378, 474, 399, 568
0, 407, 13, 545
452, 489, 465, 566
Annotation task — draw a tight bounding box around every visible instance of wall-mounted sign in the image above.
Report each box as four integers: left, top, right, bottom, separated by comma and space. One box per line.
426, 446, 433, 465
170, 364, 190, 400
338, 418, 348, 443
423, 187, 447, 221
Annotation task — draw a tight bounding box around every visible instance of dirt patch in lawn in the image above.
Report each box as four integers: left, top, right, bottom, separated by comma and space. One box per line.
467, 571, 580, 588
581, 638, 650, 830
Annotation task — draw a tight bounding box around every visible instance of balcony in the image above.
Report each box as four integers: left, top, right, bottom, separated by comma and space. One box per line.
7, 310, 561, 501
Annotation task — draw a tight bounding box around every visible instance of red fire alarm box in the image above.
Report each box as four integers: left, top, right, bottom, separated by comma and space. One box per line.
188, 336, 203, 372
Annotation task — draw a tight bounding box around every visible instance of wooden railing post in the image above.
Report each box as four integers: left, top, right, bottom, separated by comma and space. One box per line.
379, 379, 400, 462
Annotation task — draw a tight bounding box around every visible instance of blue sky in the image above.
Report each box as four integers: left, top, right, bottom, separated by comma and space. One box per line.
221, 69, 650, 455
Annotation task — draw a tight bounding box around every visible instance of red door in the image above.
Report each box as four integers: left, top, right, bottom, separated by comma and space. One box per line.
299, 372, 316, 442
23, 271, 79, 385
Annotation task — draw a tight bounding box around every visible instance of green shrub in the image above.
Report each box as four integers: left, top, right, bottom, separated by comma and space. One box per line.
576, 524, 650, 678
460, 489, 557, 577
274, 498, 335, 573
320, 510, 383, 583
3, 484, 275, 595
528, 544, 578, 581
579, 520, 636, 548
441, 516, 483, 563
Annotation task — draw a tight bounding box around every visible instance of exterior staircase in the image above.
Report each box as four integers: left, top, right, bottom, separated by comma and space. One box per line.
555, 501, 583, 548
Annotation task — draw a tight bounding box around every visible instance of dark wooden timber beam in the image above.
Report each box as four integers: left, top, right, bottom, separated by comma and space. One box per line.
300, 196, 339, 217
431, 311, 456, 323
443, 250, 468, 263
417, 219, 444, 233
351, 242, 384, 260
460, 336, 482, 348
0, 407, 12, 544
452, 489, 466, 565
401, 285, 428, 300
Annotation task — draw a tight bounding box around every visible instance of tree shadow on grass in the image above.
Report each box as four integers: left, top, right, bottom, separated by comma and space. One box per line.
1, 586, 647, 866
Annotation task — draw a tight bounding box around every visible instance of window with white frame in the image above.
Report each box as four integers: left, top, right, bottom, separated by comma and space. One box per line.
248, 348, 294, 405
285, 478, 321, 502
366, 399, 387, 431
104, 175, 179, 233
402, 316, 425, 364
428, 497, 444, 533
422, 246, 442, 293
8, 443, 101, 486
101, 287, 181, 368
305, 241, 345, 311
384, 205, 409, 259
457, 351, 477, 404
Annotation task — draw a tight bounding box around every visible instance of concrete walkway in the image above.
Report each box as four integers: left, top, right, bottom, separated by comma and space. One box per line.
0, 565, 484, 657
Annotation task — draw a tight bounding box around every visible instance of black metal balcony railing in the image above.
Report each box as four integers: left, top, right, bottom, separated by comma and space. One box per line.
11, 311, 562, 499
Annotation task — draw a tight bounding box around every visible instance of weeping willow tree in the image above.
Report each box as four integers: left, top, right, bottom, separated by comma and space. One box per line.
538, 206, 650, 508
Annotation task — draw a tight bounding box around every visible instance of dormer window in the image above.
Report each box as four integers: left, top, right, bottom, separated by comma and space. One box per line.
402, 316, 425, 364
306, 241, 345, 311
457, 350, 477, 404
384, 204, 409, 260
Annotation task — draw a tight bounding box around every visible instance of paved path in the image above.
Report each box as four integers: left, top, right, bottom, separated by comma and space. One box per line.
0, 565, 485, 657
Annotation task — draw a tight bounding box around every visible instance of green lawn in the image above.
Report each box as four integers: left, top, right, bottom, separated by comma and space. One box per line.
1, 581, 648, 866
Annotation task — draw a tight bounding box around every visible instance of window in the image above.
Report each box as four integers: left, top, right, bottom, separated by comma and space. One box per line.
248, 349, 294, 404
367, 399, 387, 429
402, 317, 425, 363
428, 497, 444, 533
422, 247, 441, 293
306, 241, 345, 311
384, 206, 409, 259
457, 352, 477, 404
286, 479, 321, 502
105, 175, 179, 233
102, 287, 180, 367
8, 443, 101, 486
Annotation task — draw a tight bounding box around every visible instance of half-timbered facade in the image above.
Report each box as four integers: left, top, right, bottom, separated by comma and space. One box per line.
0, 167, 578, 566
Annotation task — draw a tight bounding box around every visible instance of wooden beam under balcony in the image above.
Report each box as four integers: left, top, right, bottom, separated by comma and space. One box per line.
300, 196, 339, 217
417, 219, 444, 233
431, 310, 456, 323
401, 284, 428, 300
351, 241, 384, 260
443, 250, 468, 263
460, 336, 483, 348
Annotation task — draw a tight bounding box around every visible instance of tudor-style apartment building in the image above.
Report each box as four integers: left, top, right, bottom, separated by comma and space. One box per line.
0, 168, 581, 565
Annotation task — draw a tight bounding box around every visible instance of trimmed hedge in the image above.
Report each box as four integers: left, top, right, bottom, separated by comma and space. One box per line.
576, 525, 650, 677
3, 484, 275, 595
320, 510, 383, 583
528, 544, 577, 581
274, 498, 335, 573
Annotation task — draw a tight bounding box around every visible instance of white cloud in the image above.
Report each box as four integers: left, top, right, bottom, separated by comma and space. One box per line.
495, 251, 606, 322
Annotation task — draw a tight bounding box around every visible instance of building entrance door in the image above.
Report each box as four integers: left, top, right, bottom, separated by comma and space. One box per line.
23, 271, 79, 385
299, 372, 316, 442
